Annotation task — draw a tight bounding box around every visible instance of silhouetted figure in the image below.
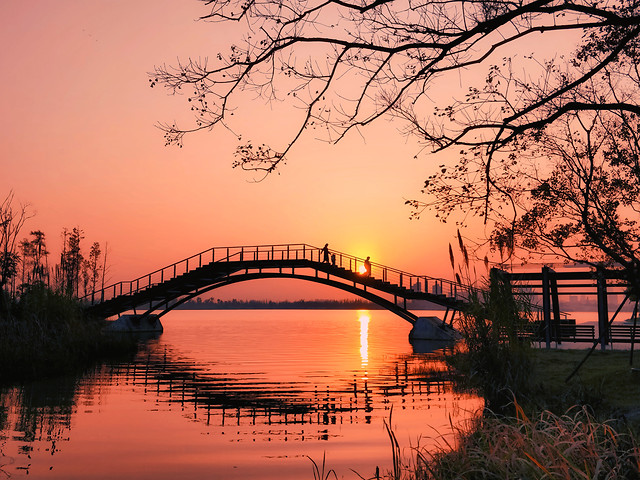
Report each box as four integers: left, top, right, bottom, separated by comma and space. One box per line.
364, 256, 371, 277
331, 253, 336, 266
321, 243, 330, 263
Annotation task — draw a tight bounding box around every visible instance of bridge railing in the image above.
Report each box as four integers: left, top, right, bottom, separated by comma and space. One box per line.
82, 243, 477, 306
83, 243, 311, 305
334, 252, 477, 303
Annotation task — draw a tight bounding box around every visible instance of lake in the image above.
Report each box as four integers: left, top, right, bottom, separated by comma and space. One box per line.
0, 309, 482, 479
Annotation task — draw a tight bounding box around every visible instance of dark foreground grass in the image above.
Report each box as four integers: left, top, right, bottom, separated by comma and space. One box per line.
0, 287, 137, 384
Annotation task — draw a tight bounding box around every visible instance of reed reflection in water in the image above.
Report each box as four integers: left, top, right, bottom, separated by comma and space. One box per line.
0, 309, 482, 479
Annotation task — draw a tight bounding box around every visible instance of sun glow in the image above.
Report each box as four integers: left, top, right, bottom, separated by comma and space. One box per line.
358, 264, 367, 275
358, 311, 370, 367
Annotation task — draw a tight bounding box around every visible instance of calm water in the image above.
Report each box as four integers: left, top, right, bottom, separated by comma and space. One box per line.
0, 310, 482, 479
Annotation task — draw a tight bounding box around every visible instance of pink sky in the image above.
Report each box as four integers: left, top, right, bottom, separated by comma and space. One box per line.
1, 1, 516, 300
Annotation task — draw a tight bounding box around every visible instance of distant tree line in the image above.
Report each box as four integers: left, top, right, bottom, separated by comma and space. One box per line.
177, 297, 444, 310
177, 298, 381, 310
0, 191, 108, 307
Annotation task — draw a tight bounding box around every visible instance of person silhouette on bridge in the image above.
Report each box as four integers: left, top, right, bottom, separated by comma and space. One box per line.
364, 256, 371, 277
321, 243, 330, 263
331, 253, 336, 266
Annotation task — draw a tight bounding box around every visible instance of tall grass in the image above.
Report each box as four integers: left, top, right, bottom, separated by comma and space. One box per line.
449, 231, 535, 413
352, 403, 639, 480
419, 403, 640, 479
452, 268, 534, 413
308, 453, 338, 480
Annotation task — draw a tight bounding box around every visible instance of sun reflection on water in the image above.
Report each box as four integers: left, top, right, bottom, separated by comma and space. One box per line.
358, 310, 370, 367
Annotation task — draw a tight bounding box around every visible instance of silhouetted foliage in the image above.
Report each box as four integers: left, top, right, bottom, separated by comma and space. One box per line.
17, 230, 49, 292
58, 227, 84, 297
456, 269, 534, 413
0, 192, 30, 299
152, 1, 640, 291
152, 0, 640, 169
415, 68, 640, 294
0, 284, 137, 383
84, 242, 102, 295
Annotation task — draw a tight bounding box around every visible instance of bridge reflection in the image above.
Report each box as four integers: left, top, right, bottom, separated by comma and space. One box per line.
109, 344, 457, 434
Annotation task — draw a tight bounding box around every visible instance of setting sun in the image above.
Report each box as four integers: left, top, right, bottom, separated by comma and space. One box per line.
358, 264, 367, 275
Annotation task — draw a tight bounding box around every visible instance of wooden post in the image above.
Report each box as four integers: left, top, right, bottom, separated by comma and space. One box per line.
596, 268, 609, 350
542, 266, 552, 349
630, 301, 638, 366
550, 273, 561, 344
442, 308, 449, 326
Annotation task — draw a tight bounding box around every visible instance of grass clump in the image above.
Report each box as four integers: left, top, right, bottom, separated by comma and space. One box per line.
420, 403, 640, 480
0, 285, 137, 383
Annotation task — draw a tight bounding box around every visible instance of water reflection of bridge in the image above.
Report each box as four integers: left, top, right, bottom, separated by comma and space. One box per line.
111, 347, 454, 432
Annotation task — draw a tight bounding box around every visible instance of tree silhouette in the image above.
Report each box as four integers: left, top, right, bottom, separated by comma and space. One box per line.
152, 0, 640, 288
152, 1, 640, 170
85, 242, 102, 295
0, 192, 30, 295
59, 228, 84, 297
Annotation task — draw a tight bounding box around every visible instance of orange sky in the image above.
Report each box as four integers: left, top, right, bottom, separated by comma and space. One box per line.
1, 1, 550, 300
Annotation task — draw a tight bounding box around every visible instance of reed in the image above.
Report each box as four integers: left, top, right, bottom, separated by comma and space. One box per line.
450, 271, 535, 414
417, 402, 640, 480
446, 231, 536, 414
308, 453, 338, 480
362, 403, 640, 480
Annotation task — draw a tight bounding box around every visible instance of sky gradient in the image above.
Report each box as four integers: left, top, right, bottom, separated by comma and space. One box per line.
2, 1, 497, 300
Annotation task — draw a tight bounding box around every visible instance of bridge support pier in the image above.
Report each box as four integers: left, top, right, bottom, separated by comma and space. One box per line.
105, 314, 163, 333
409, 316, 459, 341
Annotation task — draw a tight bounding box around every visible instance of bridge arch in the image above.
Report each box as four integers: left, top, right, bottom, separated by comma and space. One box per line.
147, 272, 419, 324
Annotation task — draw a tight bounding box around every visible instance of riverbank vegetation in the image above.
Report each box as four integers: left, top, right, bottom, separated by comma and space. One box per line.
0, 285, 137, 384
369, 349, 639, 480
0, 191, 135, 384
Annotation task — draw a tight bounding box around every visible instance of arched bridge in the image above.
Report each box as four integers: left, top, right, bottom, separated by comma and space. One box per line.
83, 243, 473, 324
